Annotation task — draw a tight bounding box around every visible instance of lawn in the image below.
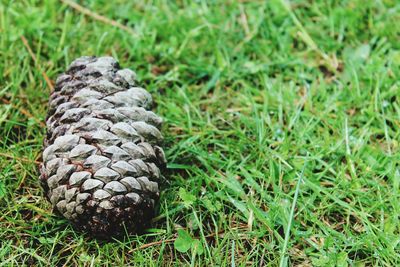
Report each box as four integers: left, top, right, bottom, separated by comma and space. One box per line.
0, 0, 399, 266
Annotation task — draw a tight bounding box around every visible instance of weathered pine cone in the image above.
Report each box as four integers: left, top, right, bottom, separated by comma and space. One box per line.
39, 56, 166, 238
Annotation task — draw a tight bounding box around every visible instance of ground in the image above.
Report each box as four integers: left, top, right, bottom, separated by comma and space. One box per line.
0, 0, 399, 266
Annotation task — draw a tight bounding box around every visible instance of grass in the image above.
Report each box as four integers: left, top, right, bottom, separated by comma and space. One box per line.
0, 0, 399, 265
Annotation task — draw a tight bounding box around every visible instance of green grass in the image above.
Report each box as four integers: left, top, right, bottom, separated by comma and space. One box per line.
1, 0, 399, 265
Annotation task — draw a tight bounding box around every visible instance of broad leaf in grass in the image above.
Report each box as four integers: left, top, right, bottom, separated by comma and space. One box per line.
191, 239, 204, 256
179, 188, 196, 207
174, 229, 193, 253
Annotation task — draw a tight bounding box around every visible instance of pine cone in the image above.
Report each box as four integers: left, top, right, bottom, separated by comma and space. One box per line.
39, 56, 166, 238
